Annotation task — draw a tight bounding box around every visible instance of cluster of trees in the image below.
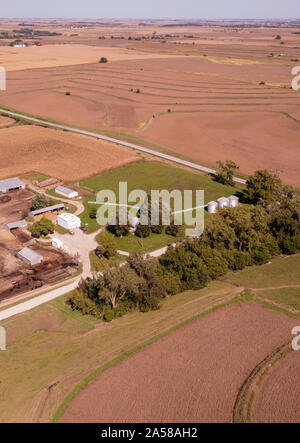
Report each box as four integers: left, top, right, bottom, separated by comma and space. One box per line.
69, 253, 165, 321
69, 169, 300, 322
31, 194, 55, 211
28, 217, 55, 238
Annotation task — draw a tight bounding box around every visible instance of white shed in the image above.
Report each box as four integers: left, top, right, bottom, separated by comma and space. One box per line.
207, 201, 218, 214
52, 238, 64, 249
228, 195, 239, 208
217, 197, 230, 209
55, 186, 78, 199
57, 213, 81, 230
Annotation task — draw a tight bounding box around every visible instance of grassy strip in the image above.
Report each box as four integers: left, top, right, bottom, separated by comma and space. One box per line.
51, 294, 243, 423
251, 297, 300, 320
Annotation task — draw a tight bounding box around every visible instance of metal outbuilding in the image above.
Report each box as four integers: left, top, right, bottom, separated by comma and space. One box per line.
5, 220, 27, 231
28, 203, 64, 219
17, 247, 43, 266
55, 186, 78, 199
57, 213, 81, 230
0, 177, 25, 193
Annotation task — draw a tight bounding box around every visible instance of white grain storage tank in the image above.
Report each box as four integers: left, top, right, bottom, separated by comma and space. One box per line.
207, 201, 218, 214
228, 195, 239, 208
217, 197, 229, 209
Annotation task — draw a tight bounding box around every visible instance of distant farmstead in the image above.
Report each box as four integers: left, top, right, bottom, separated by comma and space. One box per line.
0, 177, 25, 193
55, 186, 78, 199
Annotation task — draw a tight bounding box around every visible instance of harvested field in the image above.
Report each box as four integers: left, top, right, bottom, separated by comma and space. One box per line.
60, 303, 298, 423
0, 125, 140, 181
1, 47, 299, 186
0, 115, 15, 127
142, 111, 300, 187
253, 351, 300, 423
0, 44, 178, 72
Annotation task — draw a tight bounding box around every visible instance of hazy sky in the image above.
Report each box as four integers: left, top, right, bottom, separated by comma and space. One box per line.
0, 0, 299, 19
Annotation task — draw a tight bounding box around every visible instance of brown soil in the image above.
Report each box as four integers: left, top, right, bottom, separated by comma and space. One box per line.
61, 302, 298, 423
252, 351, 300, 423
0, 125, 140, 181
0, 115, 15, 127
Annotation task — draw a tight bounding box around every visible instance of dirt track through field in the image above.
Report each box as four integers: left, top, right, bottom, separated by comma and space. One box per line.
61, 302, 298, 423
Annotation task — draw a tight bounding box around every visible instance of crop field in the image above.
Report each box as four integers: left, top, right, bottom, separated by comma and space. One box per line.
0, 246, 298, 422
252, 350, 300, 423
1, 26, 300, 186
0, 125, 140, 181
60, 302, 298, 423
0, 279, 242, 423
0, 115, 15, 127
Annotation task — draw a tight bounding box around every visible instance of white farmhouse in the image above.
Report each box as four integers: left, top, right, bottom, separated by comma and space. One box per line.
55, 186, 78, 199
57, 213, 81, 230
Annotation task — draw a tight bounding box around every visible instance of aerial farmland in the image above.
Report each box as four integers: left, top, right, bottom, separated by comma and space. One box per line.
0, 4, 299, 427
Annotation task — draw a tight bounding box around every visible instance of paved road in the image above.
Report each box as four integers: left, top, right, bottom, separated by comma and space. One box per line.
0, 280, 80, 321
0, 108, 246, 185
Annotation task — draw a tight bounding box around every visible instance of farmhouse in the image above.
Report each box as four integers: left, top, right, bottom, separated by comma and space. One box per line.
55, 186, 78, 199
28, 203, 64, 220
57, 213, 81, 230
17, 247, 43, 266
0, 177, 25, 193
5, 220, 27, 231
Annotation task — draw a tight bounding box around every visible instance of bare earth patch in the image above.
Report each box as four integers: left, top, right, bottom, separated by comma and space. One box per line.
0, 115, 15, 127
0, 125, 140, 181
61, 302, 298, 423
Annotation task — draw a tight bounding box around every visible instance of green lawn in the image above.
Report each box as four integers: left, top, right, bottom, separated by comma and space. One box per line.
79, 160, 242, 234
89, 251, 126, 272
80, 160, 241, 202
23, 172, 49, 183
259, 287, 300, 311
97, 229, 175, 253
225, 254, 300, 288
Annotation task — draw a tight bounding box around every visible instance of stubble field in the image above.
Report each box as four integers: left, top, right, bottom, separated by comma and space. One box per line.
0, 125, 140, 181
1, 32, 299, 185
60, 302, 298, 423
